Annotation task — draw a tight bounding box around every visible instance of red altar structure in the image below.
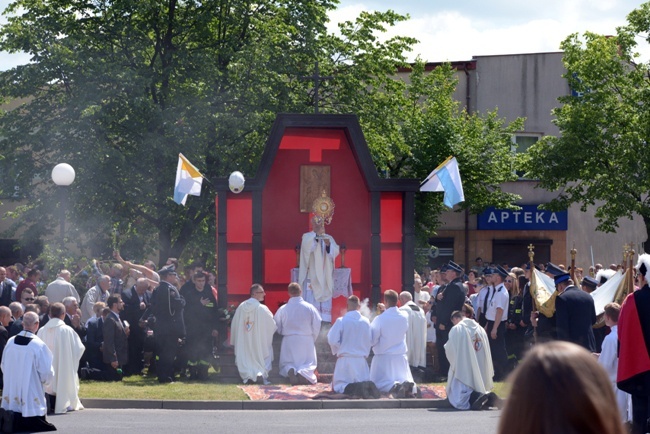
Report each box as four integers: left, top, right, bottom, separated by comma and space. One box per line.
215, 114, 419, 316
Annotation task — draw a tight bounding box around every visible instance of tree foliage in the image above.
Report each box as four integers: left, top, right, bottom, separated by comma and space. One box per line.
523, 2, 650, 250
0, 0, 522, 264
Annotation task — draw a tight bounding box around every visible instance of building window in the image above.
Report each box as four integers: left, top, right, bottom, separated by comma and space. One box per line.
512, 133, 541, 178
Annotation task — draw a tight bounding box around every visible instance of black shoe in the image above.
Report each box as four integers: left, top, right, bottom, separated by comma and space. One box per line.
389, 382, 402, 398
400, 381, 415, 398
287, 368, 298, 386
1, 408, 14, 433
485, 392, 504, 409
470, 393, 489, 411
365, 381, 381, 399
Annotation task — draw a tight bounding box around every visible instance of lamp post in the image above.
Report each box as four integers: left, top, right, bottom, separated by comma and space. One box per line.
51, 163, 75, 250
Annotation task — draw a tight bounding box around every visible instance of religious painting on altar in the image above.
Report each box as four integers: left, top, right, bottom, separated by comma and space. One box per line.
300, 165, 330, 213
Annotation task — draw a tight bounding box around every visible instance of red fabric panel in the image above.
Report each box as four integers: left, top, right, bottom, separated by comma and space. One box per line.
381, 245, 402, 293
264, 249, 298, 284
381, 193, 402, 243
338, 249, 362, 284
618, 293, 650, 383
226, 194, 252, 243
226, 248, 252, 294
278, 128, 342, 162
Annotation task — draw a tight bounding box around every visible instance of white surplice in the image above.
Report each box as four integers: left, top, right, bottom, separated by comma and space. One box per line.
399, 301, 427, 368
598, 325, 631, 421
1, 331, 54, 417
445, 318, 493, 410
275, 296, 322, 384
369, 306, 414, 392
327, 310, 371, 393
230, 297, 277, 383
298, 231, 339, 321
37, 318, 85, 414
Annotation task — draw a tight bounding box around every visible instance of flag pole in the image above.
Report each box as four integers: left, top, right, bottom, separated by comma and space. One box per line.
419, 155, 454, 187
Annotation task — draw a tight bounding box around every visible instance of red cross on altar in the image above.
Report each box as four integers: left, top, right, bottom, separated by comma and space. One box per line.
278, 128, 342, 162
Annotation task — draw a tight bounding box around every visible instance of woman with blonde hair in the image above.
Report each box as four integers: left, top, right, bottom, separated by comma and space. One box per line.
498, 341, 626, 434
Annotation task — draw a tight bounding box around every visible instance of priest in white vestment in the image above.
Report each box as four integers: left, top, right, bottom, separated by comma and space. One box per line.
399, 291, 427, 368
369, 290, 415, 393
1, 312, 57, 432
275, 283, 322, 384
327, 295, 372, 393
445, 312, 494, 410
298, 214, 339, 322
37, 302, 85, 414
230, 284, 277, 384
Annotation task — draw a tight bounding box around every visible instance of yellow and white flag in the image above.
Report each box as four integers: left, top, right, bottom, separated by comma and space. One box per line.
173, 153, 203, 206
530, 268, 557, 318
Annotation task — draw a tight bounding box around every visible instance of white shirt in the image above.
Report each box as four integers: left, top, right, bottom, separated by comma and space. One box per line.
274, 296, 321, 341
370, 306, 408, 356
485, 283, 509, 321
327, 310, 371, 357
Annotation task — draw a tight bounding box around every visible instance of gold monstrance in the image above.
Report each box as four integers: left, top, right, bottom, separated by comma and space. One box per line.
311, 190, 335, 240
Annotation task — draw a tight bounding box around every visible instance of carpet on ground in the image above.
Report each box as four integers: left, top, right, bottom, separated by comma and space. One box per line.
238, 383, 447, 401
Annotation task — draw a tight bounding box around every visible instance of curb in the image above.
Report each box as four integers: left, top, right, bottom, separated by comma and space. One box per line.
81, 398, 452, 411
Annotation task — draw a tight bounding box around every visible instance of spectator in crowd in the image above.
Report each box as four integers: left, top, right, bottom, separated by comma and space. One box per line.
413, 274, 430, 304
505, 272, 525, 368
120, 278, 150, 375
275, 282, 321, 385
0, 267, 13, 307
62, 296, 86, 339
80, 275, 111, 323
0, 306, 10, 389
554, 273, 596, 352
0, 311, 56, 432
231, 284, 276, 385
44, 270, 80, 304
15, 269, 40, 303
37, 302, 85, 414
103, 294, 129, 381
498, 341, 625, 434
83, 302, 107, 374
485, 266, 510, 381
19, 288, 36, 311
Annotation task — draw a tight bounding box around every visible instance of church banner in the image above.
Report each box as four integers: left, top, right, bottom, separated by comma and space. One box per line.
477, 205, 568, 231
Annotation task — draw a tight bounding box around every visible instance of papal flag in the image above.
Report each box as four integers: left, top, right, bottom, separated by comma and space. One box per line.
420, 156, 465, 208
530, 268, 557, 318
173, 153, 203, 206
590, 269, 631, 327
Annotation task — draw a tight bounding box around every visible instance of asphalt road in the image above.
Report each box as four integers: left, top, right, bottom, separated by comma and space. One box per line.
46, 408, 502, 434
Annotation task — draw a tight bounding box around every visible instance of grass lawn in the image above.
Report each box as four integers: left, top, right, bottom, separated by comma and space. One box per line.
80, 372, 509, 401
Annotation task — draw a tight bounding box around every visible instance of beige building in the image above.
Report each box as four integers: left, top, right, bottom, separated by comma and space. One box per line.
399, 52, 646, 271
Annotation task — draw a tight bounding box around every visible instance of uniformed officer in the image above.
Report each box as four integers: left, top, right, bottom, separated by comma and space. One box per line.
486, 265, 510, 381
434, 260, 466, 380
141, 266, 185, 383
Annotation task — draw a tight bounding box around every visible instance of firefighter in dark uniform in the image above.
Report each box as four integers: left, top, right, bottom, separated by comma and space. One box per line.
180, 272, 219, 380
141, 266, 185, 383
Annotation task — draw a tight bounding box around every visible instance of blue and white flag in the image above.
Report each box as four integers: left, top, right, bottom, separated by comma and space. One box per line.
420, 156, 465, 208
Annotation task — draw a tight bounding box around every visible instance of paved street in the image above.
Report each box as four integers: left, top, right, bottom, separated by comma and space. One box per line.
47, 408, 501, 434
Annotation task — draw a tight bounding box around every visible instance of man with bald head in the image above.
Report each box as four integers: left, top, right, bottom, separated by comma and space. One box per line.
1, 311, 56, 432
399, 291, 427, 371
80, 275, 111, 323
0, 267, 13, 307
44, 270, 80, 304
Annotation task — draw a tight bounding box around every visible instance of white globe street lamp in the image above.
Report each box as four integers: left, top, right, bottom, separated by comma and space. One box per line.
51, 163, 75, 249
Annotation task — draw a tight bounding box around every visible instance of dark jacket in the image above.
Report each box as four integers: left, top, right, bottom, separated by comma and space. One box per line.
142, 281, 185, 338
103, 311, 128, 366
555, 285, 597, 352
435, 278, 466, 329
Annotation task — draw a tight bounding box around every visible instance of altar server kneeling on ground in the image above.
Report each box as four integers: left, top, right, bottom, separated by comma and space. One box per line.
327, 295, 379, 398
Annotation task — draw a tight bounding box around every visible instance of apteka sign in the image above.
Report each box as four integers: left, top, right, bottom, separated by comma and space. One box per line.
477, 205, 568, 231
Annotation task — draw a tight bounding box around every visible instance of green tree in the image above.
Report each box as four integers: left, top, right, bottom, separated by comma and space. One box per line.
0, 0, 522, 264
523, 2, 650, 251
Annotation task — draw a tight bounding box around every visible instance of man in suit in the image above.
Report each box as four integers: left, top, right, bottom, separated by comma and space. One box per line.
434, 261, 467, 380
0, 306, 11, 388
120, 278, 150, 375
84, 302, 106, 371
103, 294, 128, 381
0, 268, 13, 307
555, 272, 596, 352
